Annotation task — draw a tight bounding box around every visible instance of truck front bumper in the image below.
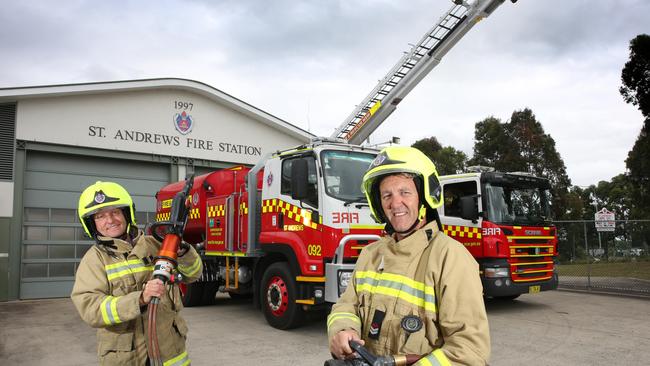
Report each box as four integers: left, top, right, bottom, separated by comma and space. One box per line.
483, 273, 559, 298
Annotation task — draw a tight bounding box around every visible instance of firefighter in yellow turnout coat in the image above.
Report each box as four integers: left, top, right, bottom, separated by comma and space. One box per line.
71, 181, 202, 365
328, 147, 490, 365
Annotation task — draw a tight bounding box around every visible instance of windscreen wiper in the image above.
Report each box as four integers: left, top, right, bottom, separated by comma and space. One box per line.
343, 197, 369, 207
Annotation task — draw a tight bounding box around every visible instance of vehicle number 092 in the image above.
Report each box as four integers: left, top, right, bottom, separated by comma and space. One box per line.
307, 244, 322, 257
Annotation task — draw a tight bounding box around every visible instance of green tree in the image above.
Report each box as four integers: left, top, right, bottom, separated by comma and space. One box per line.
467, 117, 516, 169
412, 136, 442, 157
563, 188, 586, 220
620, 34, 650, 246
592, 174, 633, 221
434, 146, 468, 175
412, 137, 467, 175
625, 120, 650, 219
469, 108, 572, 218
620, 34, 650, 118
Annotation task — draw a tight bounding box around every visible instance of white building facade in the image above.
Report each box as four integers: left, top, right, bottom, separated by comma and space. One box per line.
0, 78, 312, 300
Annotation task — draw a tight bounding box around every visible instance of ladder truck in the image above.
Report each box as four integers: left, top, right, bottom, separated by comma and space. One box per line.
331, 0, 558, 299
154, 0, 520, 330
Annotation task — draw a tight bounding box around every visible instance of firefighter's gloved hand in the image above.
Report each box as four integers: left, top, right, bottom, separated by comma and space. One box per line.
177, 241, 191, 257
140, 279, 165, 305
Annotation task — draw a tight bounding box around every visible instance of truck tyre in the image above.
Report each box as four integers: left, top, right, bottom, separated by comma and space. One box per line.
201, 281, 218, 305
261, 262, 305, 329
181, 282, 205, 307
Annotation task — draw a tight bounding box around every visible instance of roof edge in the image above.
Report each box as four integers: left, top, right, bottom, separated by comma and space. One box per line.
0, 77, 314, 142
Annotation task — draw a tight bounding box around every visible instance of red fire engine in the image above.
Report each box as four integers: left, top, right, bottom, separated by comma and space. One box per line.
156, 141, 383, 329
154, 0, 546, 330
438, 168, 558, 299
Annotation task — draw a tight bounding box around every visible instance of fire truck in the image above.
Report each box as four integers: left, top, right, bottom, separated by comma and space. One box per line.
156, 142, 382, 329
437, 168, 558, 299
154, 0, 546, 330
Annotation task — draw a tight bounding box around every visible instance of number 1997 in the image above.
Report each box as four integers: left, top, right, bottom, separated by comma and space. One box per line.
174, 101, 193, 111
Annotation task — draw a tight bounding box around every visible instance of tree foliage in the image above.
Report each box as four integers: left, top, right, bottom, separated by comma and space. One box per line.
468, 116, 517, 169
620, 34, 650, 246
591, 174, 633, 221
412, 137, 467, 175
620, 34, 650, 118
468, 108, 572, 218
625, 120, 650, 218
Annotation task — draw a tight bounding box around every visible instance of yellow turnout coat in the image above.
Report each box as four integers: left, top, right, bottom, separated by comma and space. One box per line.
328, 221, 490, 365
71, 230, 202, 365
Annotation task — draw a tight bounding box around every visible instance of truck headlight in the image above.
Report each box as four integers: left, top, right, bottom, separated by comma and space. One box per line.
484, 267, 509, 278
338, 270, 353, 296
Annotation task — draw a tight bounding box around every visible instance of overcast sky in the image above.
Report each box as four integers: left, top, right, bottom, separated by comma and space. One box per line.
1, 0, 648, 187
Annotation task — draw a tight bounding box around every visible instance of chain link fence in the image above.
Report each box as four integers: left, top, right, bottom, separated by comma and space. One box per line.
554, 220, 650, 297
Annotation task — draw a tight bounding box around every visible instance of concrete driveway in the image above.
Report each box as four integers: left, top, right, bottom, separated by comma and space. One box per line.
1, 290, 649, 365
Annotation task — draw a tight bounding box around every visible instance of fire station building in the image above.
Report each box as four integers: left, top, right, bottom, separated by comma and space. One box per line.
0, 78, 312, 301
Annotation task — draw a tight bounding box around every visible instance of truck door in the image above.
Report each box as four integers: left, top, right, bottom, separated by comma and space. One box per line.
278, 155, 323, 269
440, 179, 483, 257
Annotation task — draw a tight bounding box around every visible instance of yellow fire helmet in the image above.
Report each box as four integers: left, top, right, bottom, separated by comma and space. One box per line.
77, 181, 136, 239
361, 146, 442, 230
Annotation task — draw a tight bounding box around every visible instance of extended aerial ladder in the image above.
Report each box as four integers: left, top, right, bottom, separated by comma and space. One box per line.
330, 0, 515, 145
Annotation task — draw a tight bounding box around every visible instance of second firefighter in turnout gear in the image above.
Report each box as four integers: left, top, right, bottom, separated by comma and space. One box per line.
327, 146, 490, 365
71, 181, 202, 365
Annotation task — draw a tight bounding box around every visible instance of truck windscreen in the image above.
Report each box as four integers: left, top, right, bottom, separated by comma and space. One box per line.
321, 150, 376, 201
484, 182, 552, 226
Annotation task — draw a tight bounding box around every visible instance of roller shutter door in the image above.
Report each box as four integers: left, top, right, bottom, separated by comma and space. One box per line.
20, 150, 169, 299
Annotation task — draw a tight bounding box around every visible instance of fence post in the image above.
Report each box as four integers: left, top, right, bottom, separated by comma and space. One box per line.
583, 221, 591, 290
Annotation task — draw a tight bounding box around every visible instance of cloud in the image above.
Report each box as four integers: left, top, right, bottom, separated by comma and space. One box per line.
0, 0, 647, 186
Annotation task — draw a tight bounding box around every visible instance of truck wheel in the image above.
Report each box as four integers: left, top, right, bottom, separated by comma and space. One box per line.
261, 262, 304, 329
201, 281, 218, 305
181, 282, 205, 307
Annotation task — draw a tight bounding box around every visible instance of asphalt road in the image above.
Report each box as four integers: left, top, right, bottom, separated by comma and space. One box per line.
1, 290, 649, 365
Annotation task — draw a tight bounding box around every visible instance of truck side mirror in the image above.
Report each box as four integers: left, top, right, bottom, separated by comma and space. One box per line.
291, 158, 309, 200
460, 195, 479, 222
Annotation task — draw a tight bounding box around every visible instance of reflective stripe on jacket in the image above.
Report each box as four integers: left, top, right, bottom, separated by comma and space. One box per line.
71, 230, 202, 365
328, 221, 490, 365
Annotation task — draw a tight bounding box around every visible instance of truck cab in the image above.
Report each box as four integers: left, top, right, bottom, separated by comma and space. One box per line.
438, 169, 559, 298
255, 141, 383, 314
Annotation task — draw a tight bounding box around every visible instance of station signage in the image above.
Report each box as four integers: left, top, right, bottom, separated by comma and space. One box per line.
594, 208, 615, 232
